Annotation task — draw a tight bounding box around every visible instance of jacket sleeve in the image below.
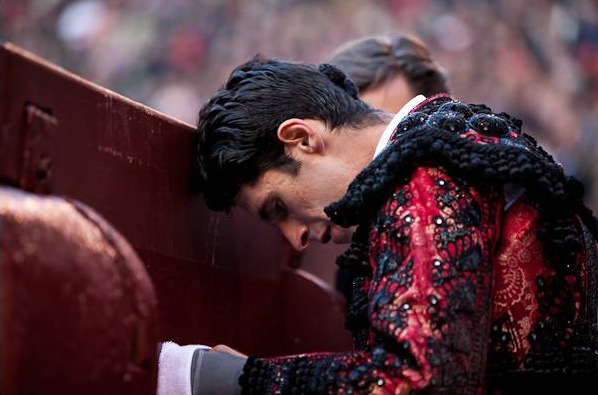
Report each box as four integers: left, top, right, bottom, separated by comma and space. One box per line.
239, 167, 502, 394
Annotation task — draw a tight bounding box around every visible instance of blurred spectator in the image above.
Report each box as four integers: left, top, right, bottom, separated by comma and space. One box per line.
329, 33, 449, 112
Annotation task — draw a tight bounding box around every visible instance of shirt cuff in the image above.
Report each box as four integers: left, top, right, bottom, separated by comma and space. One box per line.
157, 341, 211, 395
195, 351, 246, 395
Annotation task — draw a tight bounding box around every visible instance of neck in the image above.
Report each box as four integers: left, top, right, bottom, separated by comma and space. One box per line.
358, 118, 392, 161
330, 114, 393, 174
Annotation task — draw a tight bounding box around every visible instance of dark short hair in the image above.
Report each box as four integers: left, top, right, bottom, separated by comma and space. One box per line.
195, 57, 382, 212
330, 34, 449, 97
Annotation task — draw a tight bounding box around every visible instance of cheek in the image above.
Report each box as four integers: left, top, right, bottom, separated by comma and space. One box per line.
292, 168, 343, 216
296, 188, 313, 210
289, 184, 323, 217
307, 184, 336, 214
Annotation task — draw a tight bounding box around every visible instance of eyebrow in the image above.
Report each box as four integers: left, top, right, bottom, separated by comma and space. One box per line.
258, 192, 277, 223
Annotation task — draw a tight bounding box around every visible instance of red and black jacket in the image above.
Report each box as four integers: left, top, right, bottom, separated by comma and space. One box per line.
240, 96, 598, 394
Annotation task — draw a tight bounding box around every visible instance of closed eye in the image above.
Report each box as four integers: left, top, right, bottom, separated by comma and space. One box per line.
273, 199, 287, 220
259, 194, 288, 224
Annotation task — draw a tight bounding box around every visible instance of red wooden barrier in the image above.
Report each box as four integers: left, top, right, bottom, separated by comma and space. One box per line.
1, 186, 158, 394
0, 43, 352, 367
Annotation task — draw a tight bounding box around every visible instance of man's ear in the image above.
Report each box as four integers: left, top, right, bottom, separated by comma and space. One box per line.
277, 119, 325, 155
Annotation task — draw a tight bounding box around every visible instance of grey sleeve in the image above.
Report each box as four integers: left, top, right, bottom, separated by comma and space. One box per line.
191, 349, 247, 395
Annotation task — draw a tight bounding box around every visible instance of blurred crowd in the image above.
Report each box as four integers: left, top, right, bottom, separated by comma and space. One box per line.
2, 0, 597, 211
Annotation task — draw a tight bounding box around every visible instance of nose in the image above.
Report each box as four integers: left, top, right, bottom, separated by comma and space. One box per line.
279, 220, 309, 251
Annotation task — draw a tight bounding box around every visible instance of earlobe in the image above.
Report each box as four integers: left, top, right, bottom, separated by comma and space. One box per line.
277, 119, 325, 155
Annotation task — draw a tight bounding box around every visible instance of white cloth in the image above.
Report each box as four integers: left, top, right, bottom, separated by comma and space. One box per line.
157, 341, 211, 395
373, 94, 426, 159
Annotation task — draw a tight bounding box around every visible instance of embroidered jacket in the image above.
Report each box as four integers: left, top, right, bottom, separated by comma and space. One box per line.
239, 96, 598, 394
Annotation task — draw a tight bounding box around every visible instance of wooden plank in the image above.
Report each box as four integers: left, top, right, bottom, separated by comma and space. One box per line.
0, 43, 352, 355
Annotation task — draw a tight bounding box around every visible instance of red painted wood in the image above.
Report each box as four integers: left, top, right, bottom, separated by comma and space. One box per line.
1, 187, 158, 394
0, 43, 352, 363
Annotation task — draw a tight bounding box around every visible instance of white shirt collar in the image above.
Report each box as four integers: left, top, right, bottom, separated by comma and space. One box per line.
373, 94, 426, 159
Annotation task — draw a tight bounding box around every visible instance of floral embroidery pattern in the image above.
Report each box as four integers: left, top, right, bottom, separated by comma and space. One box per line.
240, 97, 598, 395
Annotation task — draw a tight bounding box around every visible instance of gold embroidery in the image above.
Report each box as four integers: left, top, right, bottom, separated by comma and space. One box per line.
493, 202, 544, 357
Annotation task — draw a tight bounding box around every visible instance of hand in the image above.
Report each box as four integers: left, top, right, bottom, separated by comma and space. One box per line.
209, 344, 247, 358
